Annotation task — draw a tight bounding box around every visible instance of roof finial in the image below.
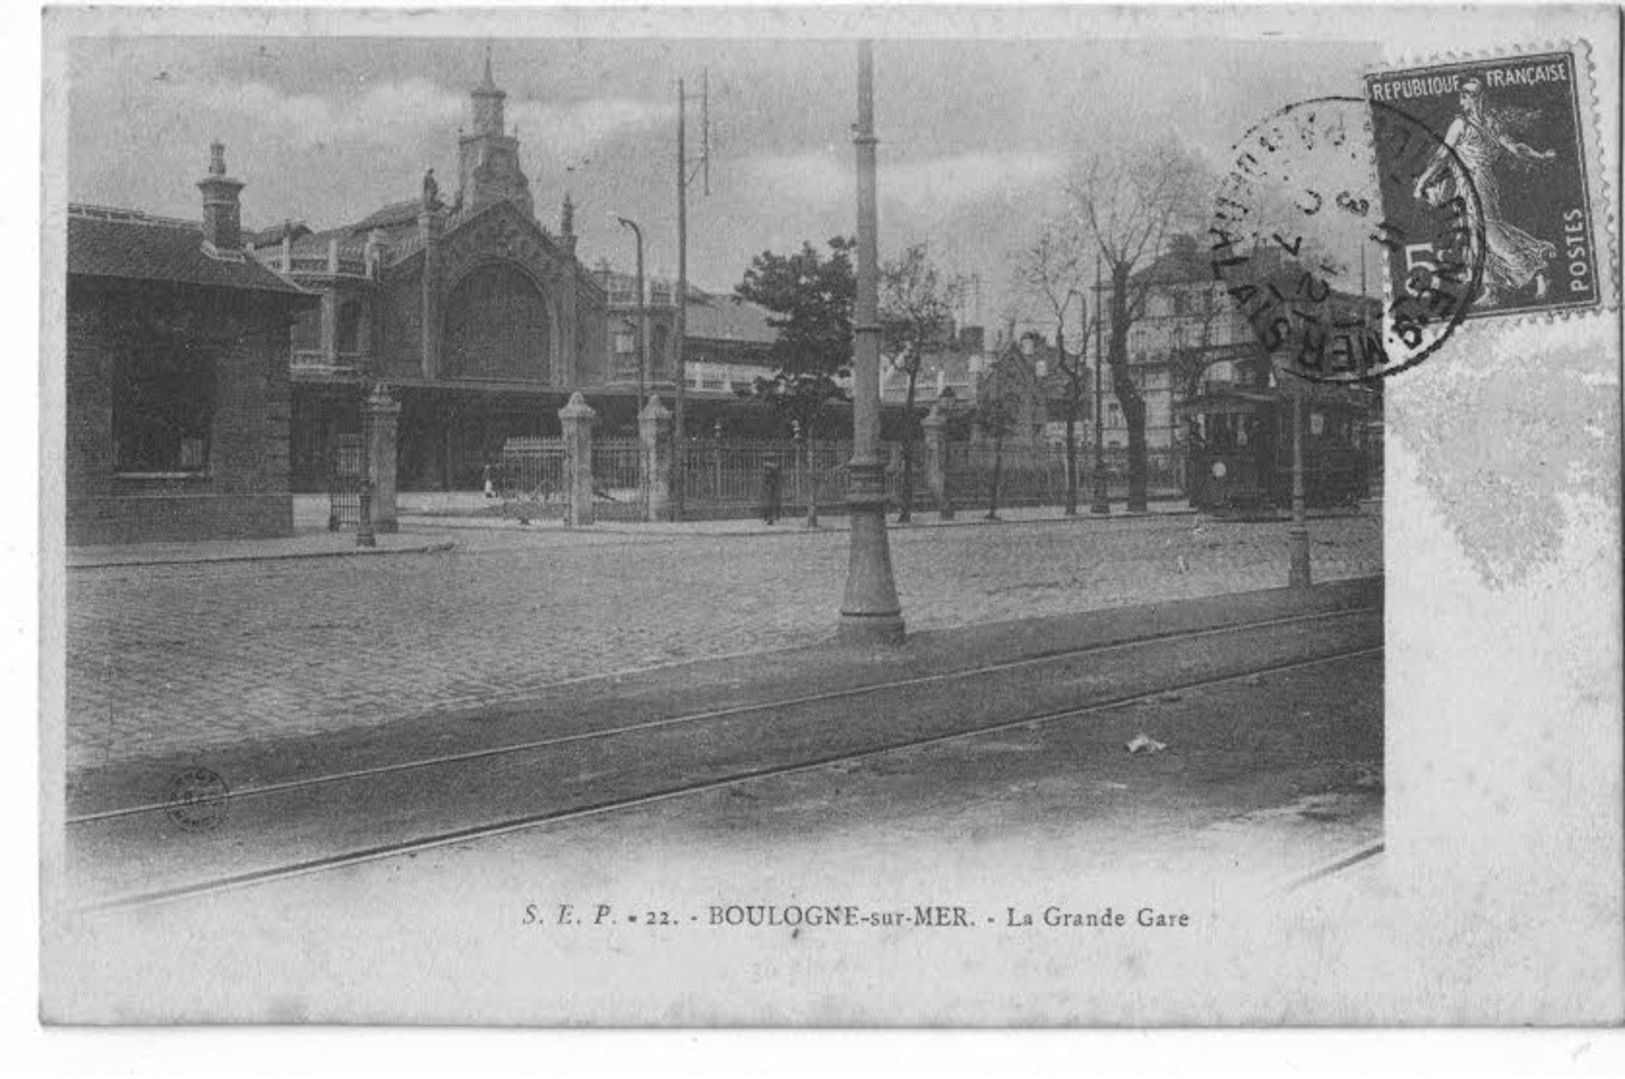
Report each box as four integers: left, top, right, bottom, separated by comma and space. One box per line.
479, 42, 496, 91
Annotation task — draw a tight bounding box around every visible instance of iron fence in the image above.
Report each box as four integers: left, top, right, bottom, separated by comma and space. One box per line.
944, 443, 1186, 513
326, 434, 366, 530
495, 437, 568, 523
592, 436, 644, 522
681, 437, 853, 518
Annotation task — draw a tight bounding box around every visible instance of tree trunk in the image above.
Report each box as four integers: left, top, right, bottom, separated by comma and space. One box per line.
898, 370, 918, 523
1109, 262, 1150, 513
987, 432, 1003, 520
805, 435, 819, 528
1063, 409, 1078, 516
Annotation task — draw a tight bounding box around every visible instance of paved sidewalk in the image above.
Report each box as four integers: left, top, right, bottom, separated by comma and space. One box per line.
63, 508, 1382, 772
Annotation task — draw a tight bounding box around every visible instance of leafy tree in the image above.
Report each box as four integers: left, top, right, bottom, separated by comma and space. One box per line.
880, 242, 964, 523
735, 237, 857, 377
1069, 138, 1212, 511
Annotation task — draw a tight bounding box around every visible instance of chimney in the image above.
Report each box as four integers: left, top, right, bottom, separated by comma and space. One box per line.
197, 141, 245, 252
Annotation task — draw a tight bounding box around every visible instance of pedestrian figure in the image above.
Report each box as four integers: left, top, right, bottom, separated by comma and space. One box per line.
760, 457, 783, 525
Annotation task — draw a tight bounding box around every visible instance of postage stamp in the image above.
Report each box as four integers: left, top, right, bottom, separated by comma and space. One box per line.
1365, 46, 1610, 320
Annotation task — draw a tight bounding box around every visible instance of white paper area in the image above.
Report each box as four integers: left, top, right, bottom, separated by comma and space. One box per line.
36, 4, 1622, 1026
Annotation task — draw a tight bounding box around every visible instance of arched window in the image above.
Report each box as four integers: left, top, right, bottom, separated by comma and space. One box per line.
443, 262, 551, 381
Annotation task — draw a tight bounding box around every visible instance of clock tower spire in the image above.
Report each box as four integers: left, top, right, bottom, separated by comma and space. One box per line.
456, 45, 533, 218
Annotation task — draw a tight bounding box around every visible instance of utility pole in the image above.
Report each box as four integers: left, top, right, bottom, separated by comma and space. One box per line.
1090, 253, 1110, 515
674, 77, 688, 520
839, 40, 904, 644
672, 71, 712, 521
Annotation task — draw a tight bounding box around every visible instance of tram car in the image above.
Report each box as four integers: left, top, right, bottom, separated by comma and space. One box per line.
1180, 384, 1375, 515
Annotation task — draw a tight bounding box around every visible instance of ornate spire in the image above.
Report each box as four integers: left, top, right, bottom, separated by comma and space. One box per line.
477, 43, 497, 92
560, 192, 575, 236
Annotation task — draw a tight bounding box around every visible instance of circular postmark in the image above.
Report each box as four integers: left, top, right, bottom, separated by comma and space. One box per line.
1210, 96, 1486, 382
165, 766, 230, 832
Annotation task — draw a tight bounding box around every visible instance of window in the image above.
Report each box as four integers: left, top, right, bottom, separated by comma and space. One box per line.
336, 299, 363, 355
114, 339, 216, 474
613, 322, 636, 354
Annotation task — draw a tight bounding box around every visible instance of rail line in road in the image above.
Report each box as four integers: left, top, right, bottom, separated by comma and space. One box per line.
75, 614, 1382, 912
68, 604, 1377, 828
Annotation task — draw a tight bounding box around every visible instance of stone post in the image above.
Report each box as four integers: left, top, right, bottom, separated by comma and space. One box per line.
362, 384, 401, 533
922, 400, 953, 521
639, 396, 672, 523
559, 392, 597, 528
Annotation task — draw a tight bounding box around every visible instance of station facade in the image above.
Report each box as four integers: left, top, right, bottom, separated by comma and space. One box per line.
256, 56, 611, 492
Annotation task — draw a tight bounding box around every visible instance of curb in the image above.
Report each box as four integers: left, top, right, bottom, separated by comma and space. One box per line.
67, 540, 458, 571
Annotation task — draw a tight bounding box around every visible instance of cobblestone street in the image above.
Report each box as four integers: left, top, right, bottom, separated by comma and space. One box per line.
63, 511, 1381, 772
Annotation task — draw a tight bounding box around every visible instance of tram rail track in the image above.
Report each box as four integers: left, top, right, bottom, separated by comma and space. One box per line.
76, 614, 1382, 912
68, 603, 1379, 829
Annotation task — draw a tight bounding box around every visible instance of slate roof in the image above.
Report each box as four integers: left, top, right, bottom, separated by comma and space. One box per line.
684, 296, 777, 344
68, 206, 309, 296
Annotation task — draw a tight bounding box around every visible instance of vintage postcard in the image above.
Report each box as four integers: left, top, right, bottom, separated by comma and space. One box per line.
37, 4, 1622, 1026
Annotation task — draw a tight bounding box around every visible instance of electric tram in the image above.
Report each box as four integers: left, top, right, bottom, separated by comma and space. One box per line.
1181, 382, 1376, 515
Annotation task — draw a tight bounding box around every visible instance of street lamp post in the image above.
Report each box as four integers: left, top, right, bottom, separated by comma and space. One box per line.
1090, 253, 1111, 515
611, 214, 648, 416
1289, 388, 1311, 588
839, 40, 904, 644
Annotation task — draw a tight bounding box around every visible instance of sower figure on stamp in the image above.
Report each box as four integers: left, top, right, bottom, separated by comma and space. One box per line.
1413, 77, 1558, 305
760, 456, 783, 525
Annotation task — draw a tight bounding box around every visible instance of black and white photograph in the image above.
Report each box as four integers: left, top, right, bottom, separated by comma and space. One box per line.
32, 3, 1622, 1031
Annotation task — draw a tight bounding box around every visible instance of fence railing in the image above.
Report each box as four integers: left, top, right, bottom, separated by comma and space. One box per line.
494, 437, 568, 523
326, 434, 367, 530
482, 435, 1187, 525
592, 437, 644, 522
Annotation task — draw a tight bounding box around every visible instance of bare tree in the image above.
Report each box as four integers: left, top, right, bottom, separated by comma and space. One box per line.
972, 352, 1024, 520
880, 243, 964, 524
1070, 138, 1212, 512
1014, 219, 1096, 515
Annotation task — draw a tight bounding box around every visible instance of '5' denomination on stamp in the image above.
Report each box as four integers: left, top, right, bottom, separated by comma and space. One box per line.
1367, 48, 1608, 320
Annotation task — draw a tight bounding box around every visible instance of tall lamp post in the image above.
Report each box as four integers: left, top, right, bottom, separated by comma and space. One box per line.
1090, 253, 1111, 515
611, 214, 648, 416
1288, 384, 1311, 588
839, 40, 904, 644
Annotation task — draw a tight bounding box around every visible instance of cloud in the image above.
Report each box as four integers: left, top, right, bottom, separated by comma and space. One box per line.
744, 150, 1063, 217
200, 77, 464, 148
887, 153, 1064, 211
509, 98, 677, 164
150, 76, 671, 159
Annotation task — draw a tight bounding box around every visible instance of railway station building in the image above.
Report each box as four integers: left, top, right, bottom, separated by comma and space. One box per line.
253, 56, 611, 492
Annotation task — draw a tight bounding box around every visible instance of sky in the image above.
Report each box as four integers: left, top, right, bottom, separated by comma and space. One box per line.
65, 33, 1383, 329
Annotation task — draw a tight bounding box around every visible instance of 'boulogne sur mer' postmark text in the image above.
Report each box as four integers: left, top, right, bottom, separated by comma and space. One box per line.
1367, 49, 1603, 322
1211, 96, 1484, 383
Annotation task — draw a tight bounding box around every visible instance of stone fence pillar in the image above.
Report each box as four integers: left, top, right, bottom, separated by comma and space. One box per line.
363, 384, 401, 533
922, 400, 952, 521
559, 392, 597, 528
639, 396, 672, 523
